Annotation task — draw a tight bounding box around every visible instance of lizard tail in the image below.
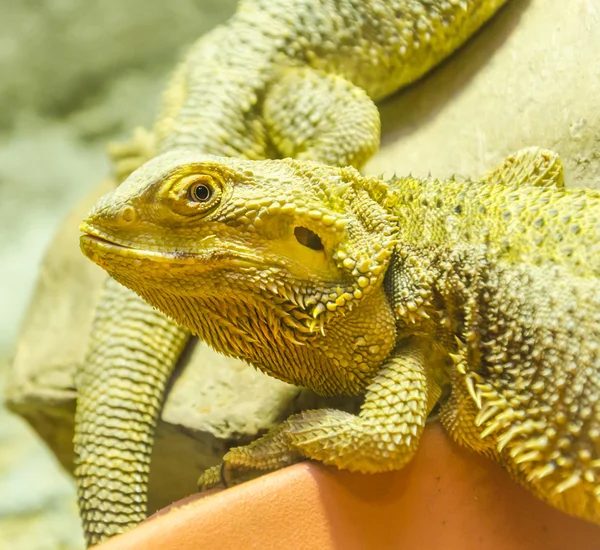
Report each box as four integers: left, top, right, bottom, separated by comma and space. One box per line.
74, 277, 189, 547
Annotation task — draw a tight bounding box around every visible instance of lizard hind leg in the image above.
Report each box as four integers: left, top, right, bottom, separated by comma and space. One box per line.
199, 339, 442, 491
263, 67, 381, 170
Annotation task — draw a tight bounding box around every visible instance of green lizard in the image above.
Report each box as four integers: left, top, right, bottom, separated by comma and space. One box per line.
74, 0, 508, 544
80, 149, 600, 525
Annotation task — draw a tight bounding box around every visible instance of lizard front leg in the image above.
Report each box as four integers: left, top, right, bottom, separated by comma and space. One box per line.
199, 339, 443, 490
484, 146, 564, 188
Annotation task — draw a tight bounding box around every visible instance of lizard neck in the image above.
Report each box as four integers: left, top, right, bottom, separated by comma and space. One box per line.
135, 279, 397, 397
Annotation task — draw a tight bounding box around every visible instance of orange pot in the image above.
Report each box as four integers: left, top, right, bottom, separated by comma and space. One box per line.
97, 424, 600, 550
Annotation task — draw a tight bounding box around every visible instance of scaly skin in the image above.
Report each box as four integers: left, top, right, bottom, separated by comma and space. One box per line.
74, 0, 507, 545
80, 149, 600, 525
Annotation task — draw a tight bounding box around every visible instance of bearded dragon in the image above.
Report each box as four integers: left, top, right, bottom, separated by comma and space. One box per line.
80, 149, 600, 525
74, 0, 508, 545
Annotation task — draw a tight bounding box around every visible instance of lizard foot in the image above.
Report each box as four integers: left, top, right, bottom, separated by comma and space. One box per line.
107, 126, 157, 182
197, 422, 303, 492
197, 464, 229, 492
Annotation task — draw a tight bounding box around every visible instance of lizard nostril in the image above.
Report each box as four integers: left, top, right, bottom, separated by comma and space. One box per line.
119, 206, 137, 224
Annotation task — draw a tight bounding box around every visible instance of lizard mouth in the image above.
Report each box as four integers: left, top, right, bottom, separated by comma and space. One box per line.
79, 225, 178, 263
80, 233, 132, 250
80, 222, 135, 249
79, 232, 177, 262
79, 223, 266, 269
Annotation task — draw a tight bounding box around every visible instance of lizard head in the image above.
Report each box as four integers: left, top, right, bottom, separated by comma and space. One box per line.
80, 151, 398, 393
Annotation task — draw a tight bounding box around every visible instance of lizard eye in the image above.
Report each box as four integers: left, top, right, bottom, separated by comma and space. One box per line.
167, 171, 223, 216
189, 181, 213, 202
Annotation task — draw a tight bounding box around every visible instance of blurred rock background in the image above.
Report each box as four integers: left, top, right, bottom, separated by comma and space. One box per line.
0, 1, 236, 548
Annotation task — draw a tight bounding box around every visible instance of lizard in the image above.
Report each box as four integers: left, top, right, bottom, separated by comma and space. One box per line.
79, 148, 600, 525
73, 0, 509, 545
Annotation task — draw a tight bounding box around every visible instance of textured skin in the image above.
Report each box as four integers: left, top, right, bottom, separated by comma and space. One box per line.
80, 149, 600, 525
74, 0, 507, 545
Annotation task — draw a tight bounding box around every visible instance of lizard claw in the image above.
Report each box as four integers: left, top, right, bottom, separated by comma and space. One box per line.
197, 463, 231, 492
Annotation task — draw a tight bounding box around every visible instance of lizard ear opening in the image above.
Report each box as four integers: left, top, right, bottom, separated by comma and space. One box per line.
294, 226, 324, 251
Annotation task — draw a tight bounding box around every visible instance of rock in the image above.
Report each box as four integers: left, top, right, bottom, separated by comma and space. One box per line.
0, 359, 84, 550
0, 0, 237, 129
368, 0, 600, 190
